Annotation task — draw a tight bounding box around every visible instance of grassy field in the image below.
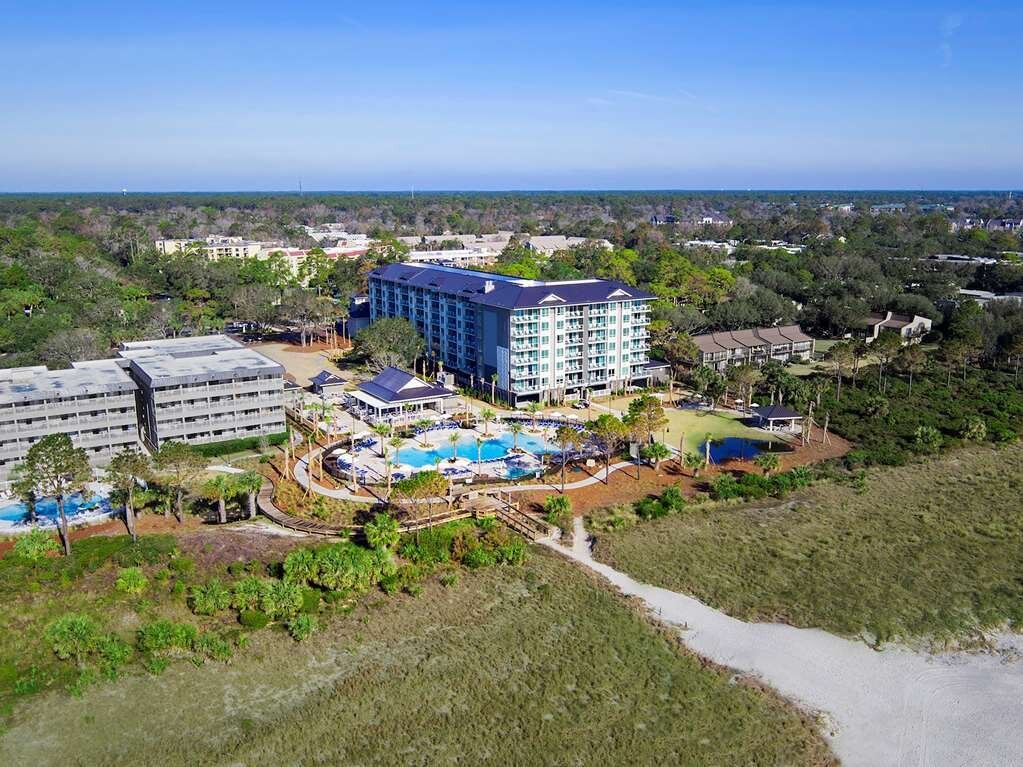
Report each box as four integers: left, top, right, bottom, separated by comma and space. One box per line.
592, 444, 1023, 644
594, 395, 775, 453
0, 550, 833, 766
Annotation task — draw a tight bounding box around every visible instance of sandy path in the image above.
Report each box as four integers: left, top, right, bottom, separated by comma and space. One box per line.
544, 517, 1023, 767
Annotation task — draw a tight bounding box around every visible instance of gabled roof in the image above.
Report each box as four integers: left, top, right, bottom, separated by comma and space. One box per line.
356, 366, 455, 404
369, 263, 654, 310
310, 370, 346, 387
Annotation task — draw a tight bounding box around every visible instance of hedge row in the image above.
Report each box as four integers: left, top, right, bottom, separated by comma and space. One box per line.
192, 431, 288, 457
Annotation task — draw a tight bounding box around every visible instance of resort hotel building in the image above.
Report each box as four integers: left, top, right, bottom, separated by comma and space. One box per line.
0, 360, 141, 484
367, 263, 659, 405
117, 335, 286, 450
691, 325, 815, 372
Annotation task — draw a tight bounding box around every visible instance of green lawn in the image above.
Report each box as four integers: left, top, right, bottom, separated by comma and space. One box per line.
0, 550, 833, 766
592, 444, 1023, 645
596, 394, 776, 453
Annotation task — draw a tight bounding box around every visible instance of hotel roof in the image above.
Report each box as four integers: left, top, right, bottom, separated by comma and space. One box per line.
0, 360, 137, 405
117, 335, 283, 387
370, 263, 654, 309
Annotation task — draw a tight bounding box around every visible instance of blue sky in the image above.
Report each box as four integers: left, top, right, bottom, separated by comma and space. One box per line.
0, 1, 1019, 191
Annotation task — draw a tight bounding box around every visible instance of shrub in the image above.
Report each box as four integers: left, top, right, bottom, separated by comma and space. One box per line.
95, 634, 132, 677
259, 579, 304, 620
11, 529, 59, 564
660, 486, 687, 513
300, 588, 321, 614
439, 571, 459, 587
914, 425, 943, 454
193, 632, 233, 662
232, 576, 268, 612
364, 512, 400, 551
960, 416, 987, 442
635, 498, 669, 520
496, 538, 527, 566
189, 579, 232, 615
227, 561, 247, 576
543, 495, 572, 527
136, 620, 197, 655
169, 556, 194, 575
283, 548, 319, 584
239, 610, 270, 630
287, 614, 317, 642
710, 474, 742, 501
115, 567, 148, 595
461, 547, 497, 570
192, 431, 287, 458
313, 541, 394, 593
45, 614, 100, 665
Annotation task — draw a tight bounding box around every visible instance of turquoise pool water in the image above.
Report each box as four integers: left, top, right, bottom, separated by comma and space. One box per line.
394, 431, 554, 469
0, 493, 110, 524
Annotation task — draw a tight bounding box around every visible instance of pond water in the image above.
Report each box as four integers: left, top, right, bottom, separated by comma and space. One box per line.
0, 492, 111, 524
394, 431, 554, 469
699, 437, 788, 464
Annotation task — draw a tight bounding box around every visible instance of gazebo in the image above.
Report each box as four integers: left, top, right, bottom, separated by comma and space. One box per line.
347, 366, 456, 423
751, 404, 803, 432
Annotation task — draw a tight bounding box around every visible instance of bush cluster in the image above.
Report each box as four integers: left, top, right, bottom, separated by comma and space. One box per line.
710, 466, 813, 501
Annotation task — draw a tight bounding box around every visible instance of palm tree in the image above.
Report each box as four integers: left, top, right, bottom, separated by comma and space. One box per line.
448, 433, 460, 462
204, 474, 235, 524
372, 423, 392, 457
13, 434, 91, 556
508, 421, 524, 451
754, 452, 781, 478
414, 419, 433, 446
475, 436, 483, 473
526, 401, 542, 430
641, 442, 671, 474
235, 471, 264, 520
682, 451, 703, 478
479, 407, 496, 436
826, 341, 855, 401
554, 425, 576, 493
105, 448, 152, 541
489, 372, 498, 404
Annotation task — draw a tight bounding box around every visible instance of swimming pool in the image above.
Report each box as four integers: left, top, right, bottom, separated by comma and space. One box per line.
0, 492, 111, 525
394, 431, 554, 469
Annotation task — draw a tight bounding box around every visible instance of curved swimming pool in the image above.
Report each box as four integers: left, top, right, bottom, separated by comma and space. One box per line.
394, 431, 554, 469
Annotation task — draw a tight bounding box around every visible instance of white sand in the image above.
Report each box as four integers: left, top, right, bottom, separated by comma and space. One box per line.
544, 517, 1023, 767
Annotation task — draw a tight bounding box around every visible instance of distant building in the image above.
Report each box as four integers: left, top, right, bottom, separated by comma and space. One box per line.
683, 240, 736, 254
695, 215, 733, 227
155, 236, 269, 260
870, 203, 907, 214
928, 253, 999, 266
690, 326, 814, 372
118, 335, 286, 450
958, 289, 1023, 306
986, 218, 1023, 232
861, 312, 931, 344
397, 231, 514, 257
523, 235, 612, 255
0, 360, 141, 484
406, 248, 497, 267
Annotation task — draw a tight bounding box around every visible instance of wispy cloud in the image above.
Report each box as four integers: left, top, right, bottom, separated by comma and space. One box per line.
939, 12, 966, 67
587, 88, 716, 112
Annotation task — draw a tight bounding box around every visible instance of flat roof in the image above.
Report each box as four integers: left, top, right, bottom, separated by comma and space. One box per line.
0, 360, 137, 405
118, 335, 283, 387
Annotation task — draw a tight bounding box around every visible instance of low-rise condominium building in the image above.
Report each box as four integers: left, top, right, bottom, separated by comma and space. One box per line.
691, 325, 815, 371
0, 360, 141, 484
118, 335, 286, 449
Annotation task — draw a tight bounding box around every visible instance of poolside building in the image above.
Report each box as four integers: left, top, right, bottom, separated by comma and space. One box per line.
861, 311, 932, 344
367, 262, 656, 405
310, 370, 347, 397
117, 335, 286, 450
751, 404, 803, 432
691, 325, 815, 372
347, 366, 456, 423
0, 360, 141, 484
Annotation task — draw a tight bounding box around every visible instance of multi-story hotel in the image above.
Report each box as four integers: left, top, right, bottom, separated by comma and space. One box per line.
0, 360, 141, 484
368, 263, 657, 405
154, 236, 270, 260
691, 325, 815, 371
118, 335, 286, 449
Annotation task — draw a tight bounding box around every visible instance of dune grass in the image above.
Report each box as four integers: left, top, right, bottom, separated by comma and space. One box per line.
0, 550, 833, 766
592, 444, 1023, 644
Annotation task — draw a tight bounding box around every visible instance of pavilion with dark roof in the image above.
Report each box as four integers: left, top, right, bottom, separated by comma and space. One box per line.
751, 404, 803, 432
347, 366, 456, 423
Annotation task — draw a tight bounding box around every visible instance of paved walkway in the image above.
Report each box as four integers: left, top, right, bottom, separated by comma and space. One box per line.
293, 447, 642, 503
